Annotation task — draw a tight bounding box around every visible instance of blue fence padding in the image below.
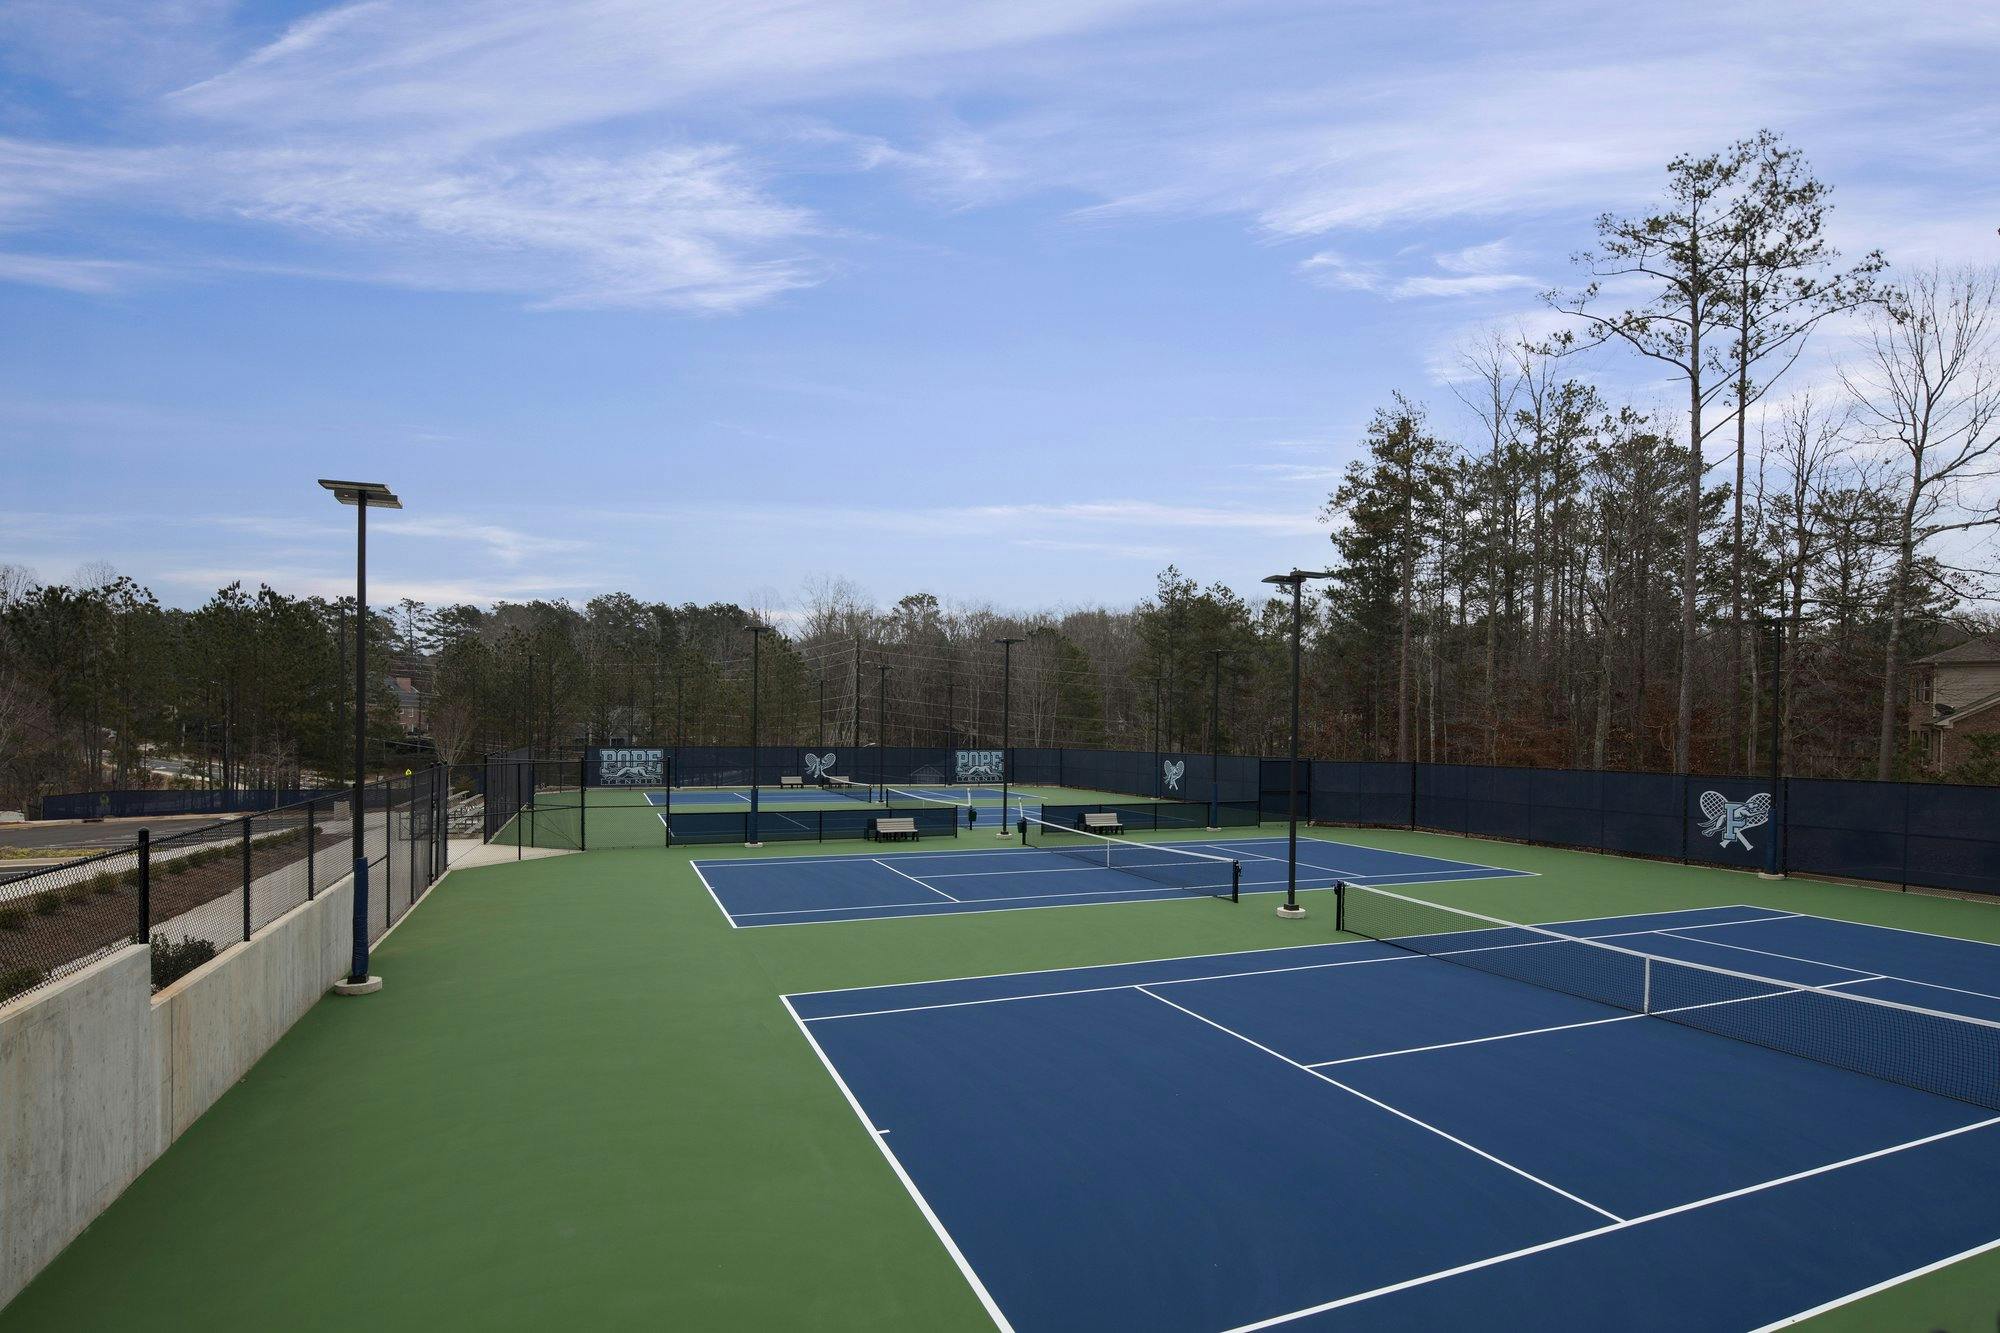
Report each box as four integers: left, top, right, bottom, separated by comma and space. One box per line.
39, 788, 342, 820
1038, 800, 1261, 832
508, 742, 2000, 897
665, 804, 958, 846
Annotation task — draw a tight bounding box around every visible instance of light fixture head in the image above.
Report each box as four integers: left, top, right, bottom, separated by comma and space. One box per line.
317, 479, 402, 509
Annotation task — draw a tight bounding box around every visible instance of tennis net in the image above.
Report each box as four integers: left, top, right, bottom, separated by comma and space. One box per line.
1022, 814, 1239, 901
820, 776, 873, 801
1336, 883, 2000, 1111
885, 786, 975, 824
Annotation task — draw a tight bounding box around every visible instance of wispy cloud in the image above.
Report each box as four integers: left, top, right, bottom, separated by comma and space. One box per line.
0, 251, 155, 293
4, 0, 1997, 311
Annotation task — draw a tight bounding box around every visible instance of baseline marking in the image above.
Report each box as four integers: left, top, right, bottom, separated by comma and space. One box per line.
779, 996, 1016, 1333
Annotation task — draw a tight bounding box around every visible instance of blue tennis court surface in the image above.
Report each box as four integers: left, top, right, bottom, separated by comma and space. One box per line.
693, 836, 1529, 927
786, 905, 2000, 1332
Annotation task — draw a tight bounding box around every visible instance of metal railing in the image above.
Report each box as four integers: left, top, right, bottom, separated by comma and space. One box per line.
0, 767, 448, 1004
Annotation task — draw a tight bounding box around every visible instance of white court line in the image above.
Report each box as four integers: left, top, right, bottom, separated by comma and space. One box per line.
731, 863, 1531, 927
1219, 1114, 2000, 1332
1660, 924, 2000, 1006
1732, 905, 2000, 952
731, 879, 1209, 920
781, 904, 1773, 1001
688, 861, 739, 930
791, 907, 1884, 1024
1287, 834, 1545, 879
779, 996, 1016, 1333
694, 846, 1033, 869
1308, 1015, 1646, 1067
1305, 971, 1885, 1069
920, 863, 1119, 880
873, 858, 959, 903
1134, 986, 1624, 1223
1750, 1235, 2000, 1330
803, 951, 1427, 1024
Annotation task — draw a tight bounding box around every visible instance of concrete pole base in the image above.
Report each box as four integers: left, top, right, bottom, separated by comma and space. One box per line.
1276, 903, 1308, 920
745, 842, 763, 848
334, 976, 383, 996
995, 829, 1014, 839
1756, 871, 1786, 880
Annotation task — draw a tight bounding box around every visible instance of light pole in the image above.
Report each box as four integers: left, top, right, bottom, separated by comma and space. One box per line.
745, 622, 773, 845
1151, 666, 1163, 797
1760, 615, 1786, 880
995, 637, 1023, 836
1262, 569, 1337, 918
1207, 648, 1225, 830
319, 480, 400, 995
876, 663, 891, 799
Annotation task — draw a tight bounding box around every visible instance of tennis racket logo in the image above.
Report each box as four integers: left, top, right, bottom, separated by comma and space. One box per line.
1698, 790, 1771, 850
803, 753, 838, 781
1162, 759, 1185, 792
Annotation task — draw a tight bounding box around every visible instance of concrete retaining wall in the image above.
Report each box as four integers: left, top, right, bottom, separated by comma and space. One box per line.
0, 867, 376, 1308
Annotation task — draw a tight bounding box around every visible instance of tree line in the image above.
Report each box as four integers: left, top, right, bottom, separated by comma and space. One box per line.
1326, 132, 1998, 783
2, 131, 1995, 811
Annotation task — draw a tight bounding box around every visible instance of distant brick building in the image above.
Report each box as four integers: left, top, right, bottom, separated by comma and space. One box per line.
1908, 634, 2000, 773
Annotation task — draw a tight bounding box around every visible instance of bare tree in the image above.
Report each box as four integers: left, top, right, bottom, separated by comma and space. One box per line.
1547, 140, 1751, 772
1843, 265, 2000, 778
1448, 328, 1526, 759
1719, 132, 1883, 765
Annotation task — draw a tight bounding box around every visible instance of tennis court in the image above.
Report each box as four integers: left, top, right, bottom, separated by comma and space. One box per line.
694, 832, 1532, 927
790, 900, 2000, 1331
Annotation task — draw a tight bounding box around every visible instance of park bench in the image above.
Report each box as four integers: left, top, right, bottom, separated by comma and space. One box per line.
870, 816, 921, 842
1080, 812, 1124, 834
778, 775, 804, 788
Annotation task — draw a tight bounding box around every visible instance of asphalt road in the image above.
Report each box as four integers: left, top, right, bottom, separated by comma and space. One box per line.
0, 813, 218, 852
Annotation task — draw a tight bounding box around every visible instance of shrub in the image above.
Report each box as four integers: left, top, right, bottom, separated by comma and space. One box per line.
0, 906, 27, 930
0, 966, 46, 1002
61, 881, 93, 905
90, 872, 120, 896
151, 936, 217, 989
32, 890, 60, 916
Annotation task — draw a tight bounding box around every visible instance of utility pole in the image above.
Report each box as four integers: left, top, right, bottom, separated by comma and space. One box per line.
1208, 649, 1224, 830
995, 638, 1023, 836
876, 664, 891, 795
745, 622, 773, 844
1262, 568, 1336, 919
1152, 667, 1163, 797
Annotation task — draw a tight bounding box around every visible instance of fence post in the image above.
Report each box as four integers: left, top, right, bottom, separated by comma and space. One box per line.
306, 798, 317, 900
1678, 774, 1690, 864
579, 753, 588, 851
430, 770, 441, 881
136, 828, 150, 945
240, 818, 253, 942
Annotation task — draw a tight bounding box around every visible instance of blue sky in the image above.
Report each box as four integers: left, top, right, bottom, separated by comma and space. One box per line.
3, 0, 1995, 613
